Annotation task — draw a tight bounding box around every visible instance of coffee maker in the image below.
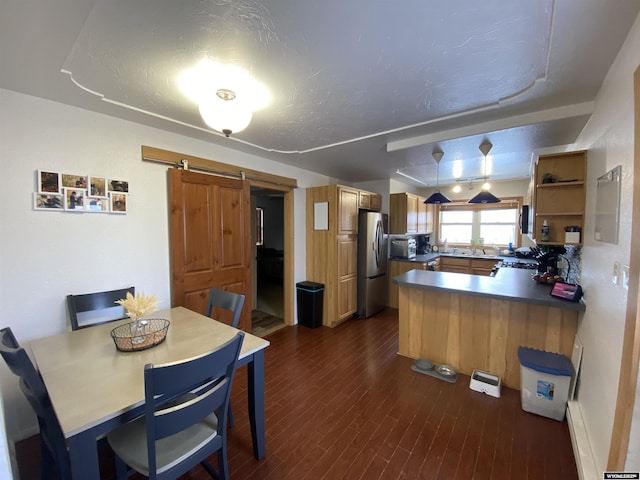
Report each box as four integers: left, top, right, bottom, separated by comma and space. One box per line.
416, 235, 431, 255
535, 246, 567, 275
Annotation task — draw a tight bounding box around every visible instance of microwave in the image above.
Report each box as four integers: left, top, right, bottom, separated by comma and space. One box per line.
390, 237, 417, 259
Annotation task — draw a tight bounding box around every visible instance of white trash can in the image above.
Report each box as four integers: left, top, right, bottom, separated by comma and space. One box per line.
517, 347, 573, 421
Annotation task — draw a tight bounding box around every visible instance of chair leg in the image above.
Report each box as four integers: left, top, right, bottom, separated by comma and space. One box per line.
200, 459, 221, 480
228, 404, 235, 428
114, 455, 129, 480
218, 445, 230, 480
39, 437, 54, 480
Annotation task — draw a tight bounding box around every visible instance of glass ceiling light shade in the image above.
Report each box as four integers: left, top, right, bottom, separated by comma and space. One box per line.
199, 96, 253, 137
424, 150, 451, 204
469, 142, 501, 204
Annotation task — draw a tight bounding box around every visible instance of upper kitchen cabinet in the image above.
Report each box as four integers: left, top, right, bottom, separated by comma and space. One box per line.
533, 151, 587, 246
358, 190, 382, 212
390, 193, 434, 234
338, 186, 359, 234
338, 186, 382, 234
418, 200, 434, 234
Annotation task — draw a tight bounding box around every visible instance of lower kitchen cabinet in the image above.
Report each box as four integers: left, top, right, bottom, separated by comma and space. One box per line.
470, 259, 497, 276
388, 260, 427, 308
337, 236, 358, 320
338, 275, 357, 319
440, 257, 470, 274
440, 257, 497, 276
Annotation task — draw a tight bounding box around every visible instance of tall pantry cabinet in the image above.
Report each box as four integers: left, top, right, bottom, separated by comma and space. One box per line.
306, 184, 381, 327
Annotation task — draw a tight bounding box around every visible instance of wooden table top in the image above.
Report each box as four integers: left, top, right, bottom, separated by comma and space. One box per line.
30, 306, 270, 438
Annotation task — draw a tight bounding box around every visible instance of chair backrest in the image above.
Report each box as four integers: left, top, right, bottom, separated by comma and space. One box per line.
67, 286, 135, 330
205, 288, 245, 328
143, 331, 244, 478
0, 328, 70, 479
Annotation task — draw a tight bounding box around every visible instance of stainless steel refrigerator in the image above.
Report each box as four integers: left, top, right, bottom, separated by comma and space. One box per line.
357, 211, 388, 317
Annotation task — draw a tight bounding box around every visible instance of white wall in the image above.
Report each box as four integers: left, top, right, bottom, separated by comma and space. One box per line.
0, 88, 332, 454
572, 13, 640, 473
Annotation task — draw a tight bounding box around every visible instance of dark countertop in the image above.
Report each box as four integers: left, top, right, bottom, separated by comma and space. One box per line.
392, 267, 586, 311
389, 253, 536, 264
389, 253, 440, 263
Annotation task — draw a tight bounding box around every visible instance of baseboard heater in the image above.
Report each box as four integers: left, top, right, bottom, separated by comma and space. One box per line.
567, 400, 598, 480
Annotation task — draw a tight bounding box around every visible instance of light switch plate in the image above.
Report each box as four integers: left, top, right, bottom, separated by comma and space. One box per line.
613, 261, 620, 285
622, 265, 630, 290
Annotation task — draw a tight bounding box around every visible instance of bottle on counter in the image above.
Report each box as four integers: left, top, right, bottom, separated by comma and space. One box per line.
541, 220, 550, 242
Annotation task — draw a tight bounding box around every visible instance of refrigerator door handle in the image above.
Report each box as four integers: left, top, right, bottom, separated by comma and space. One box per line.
374, 221, 383, 268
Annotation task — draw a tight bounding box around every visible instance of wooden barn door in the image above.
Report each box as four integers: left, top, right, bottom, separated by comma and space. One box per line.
168, 169, 251, 332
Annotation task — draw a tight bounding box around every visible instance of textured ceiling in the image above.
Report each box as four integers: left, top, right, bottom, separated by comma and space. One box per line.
2, 0, 639, 186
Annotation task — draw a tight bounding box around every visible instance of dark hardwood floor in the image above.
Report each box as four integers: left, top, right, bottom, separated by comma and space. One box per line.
16, 308, 577, 479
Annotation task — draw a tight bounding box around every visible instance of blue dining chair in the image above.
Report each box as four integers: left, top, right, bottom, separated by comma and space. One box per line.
67, 286, 135, 331
0, 327, 71, 480
107, 332, 245, 480
205, 287, 245, 328
205, 287, 245, 427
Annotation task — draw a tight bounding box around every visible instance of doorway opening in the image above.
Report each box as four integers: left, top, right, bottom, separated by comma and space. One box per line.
251, 187, 286, 337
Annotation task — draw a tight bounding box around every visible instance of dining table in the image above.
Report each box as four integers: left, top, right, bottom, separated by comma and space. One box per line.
29, 306, 270, 479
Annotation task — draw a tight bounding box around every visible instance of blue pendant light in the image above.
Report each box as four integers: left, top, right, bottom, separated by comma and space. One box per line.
424, 150, 451, 204
469, 142, 501, 204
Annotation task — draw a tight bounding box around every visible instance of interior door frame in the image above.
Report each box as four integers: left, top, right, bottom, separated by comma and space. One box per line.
249, 181, 295, 326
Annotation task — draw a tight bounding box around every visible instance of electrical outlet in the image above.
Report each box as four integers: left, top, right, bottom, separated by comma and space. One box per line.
622, 265, 630, 290
613, 262, 620, 285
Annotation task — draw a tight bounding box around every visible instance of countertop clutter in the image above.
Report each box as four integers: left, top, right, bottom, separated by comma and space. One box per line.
393, 265, 585, 311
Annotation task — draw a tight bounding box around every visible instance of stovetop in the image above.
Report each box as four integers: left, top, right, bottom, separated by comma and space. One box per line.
497, 260, 538, 270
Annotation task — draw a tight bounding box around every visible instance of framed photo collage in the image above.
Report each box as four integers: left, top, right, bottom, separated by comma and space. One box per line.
34, 170, 129, 214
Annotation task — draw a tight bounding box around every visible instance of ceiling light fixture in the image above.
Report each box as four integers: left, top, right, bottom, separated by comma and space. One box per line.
452, 182, 461, 193
469, 142, 501, 204
424, 150, 451, 204
199, 88, 252, 137
179, 59, 270, 137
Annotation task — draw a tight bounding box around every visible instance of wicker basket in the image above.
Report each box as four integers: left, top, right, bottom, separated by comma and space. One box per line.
110, 319, 170, 352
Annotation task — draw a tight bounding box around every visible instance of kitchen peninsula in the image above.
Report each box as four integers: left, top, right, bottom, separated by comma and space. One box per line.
393, 265, 585, 389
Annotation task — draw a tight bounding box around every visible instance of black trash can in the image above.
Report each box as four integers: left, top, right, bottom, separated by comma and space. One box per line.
296, 281, 324, 328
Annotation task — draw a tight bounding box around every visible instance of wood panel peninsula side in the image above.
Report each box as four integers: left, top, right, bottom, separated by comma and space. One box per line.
393, 268, 585, 390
